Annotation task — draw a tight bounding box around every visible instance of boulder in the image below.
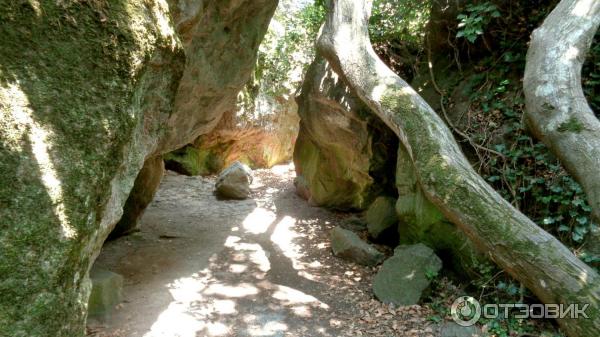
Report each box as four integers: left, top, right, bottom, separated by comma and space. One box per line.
366, 196, 398, 240
395, 146, 483, 275
340, 216, 368, 232
87, 268, 124, 321
215, 161, 253, 199
0, 1, 277, 335
293, 54, 397, 210
372, 244, 442, 306
330, 226, 384, 266
439, 322, 482, 337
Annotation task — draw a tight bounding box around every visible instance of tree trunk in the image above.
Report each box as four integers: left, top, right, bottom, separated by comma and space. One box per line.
524, 0, 600, 222
317, 1, 600, 336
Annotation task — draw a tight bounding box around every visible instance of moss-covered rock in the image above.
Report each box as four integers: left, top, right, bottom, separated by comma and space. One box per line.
87, 268, 124, 321
366, 196, 399, 240
0, 0, 277, 335
0, 1, 184, 335
395, 146, 482, 275
330, 226, 384, 266
372, 243, 442, 305
293, 54, 397, 210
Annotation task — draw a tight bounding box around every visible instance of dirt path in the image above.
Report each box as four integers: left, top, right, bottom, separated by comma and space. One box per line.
88, 164, 436, 337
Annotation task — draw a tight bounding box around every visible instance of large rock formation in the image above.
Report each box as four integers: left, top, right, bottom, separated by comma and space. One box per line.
293, 51, 478, 273
0, 0, 277, 336
164, 96, 299, 176
163, 0, 316, 176
293, 55, 397, 210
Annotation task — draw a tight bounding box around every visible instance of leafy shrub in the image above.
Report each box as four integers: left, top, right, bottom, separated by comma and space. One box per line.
456, 2, 500, 43
369, 0, 431, 46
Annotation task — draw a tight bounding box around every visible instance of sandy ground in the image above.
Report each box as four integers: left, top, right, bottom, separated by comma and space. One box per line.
87, 163, 437, 337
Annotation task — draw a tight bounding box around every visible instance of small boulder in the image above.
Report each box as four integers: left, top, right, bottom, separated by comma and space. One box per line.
440, 322, 482, 337
215, 161, 253, 199
373, 243, 442, 305
88, 267, 124, 320
340, 216, 368, 232
366, 196, 398, 240
330, 226, 384, 266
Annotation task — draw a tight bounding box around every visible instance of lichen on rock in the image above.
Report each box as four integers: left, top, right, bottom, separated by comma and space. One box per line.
0, 0, 278, 336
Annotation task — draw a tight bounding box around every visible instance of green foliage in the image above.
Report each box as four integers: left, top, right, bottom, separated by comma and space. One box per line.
369, 0, 431, 46
368, 0, 431, 80
254, 0, 325, 97
456, 2, 500, 43
467, 66, 598, 249
376, 1, 594, 335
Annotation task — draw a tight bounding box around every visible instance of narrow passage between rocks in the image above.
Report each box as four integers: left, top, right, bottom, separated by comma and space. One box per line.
87, 164, 435, 337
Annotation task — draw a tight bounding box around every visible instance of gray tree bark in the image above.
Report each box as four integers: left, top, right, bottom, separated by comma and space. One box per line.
524, 0, 600, 222
317, 1, 600, 336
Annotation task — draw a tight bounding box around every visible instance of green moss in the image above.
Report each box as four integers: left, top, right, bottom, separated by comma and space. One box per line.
0, 1, 181, 335
293, 131, 371, 210
164, 146, 218, 176
557, 117, 584, 133
394, 145, 483, 276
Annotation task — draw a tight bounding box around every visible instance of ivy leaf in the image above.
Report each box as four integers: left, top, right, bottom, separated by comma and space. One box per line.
577, 217, 589, 225
542, 217, 555, 225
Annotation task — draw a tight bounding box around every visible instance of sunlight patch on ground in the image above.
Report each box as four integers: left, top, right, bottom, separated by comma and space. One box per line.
242, 208, 277, 234
145, 302, 204, 337
168, 276, 207, 302
270, 162, 295, 176
225, 235, 271, 272
247, 321, 288, 336
270, 215, 305, 270
206, 322, 231, 336
204, 283, 260, 298
272, 284, 330, 309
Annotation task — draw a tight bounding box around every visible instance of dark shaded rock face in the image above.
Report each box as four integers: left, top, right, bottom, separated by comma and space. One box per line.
366, 196, 399, 241
293, 54, 397, 210
109, 156, 165, 240
0, 1, 277, 336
